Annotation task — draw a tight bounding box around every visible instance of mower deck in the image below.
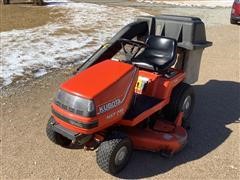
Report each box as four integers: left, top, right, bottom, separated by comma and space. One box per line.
124, 118, 187, 153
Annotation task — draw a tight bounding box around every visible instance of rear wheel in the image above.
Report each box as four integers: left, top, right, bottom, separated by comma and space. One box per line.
164, 82, 195, 129
96, 137, 132, 175
46, 117, 72, 147
230, 18, 237, 24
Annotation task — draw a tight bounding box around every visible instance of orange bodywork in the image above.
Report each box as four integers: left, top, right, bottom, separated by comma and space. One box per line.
52, 60, 139, 134
125, 112, 187, 152
60, 60, 136, 100
125, 120, 187, 153
51, 59, 187, 152
118, 69, 185, 126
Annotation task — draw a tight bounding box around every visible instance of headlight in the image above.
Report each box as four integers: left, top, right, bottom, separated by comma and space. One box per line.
55, 89, 96, 117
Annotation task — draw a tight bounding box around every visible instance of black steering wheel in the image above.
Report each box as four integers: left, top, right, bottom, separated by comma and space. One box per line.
118, 38, 148, 62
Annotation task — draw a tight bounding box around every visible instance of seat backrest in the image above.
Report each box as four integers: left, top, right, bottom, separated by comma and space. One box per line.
134, 36, 177, 70
146, 36, 177, 54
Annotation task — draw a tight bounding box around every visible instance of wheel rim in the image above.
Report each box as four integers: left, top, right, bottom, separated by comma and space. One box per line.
115, 146, 128, 166
182, 95, 192, 117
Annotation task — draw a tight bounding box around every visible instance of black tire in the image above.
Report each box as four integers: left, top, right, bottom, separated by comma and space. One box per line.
96, 137, 132, 175
46, 117, 72, 147
230, 18, 237, 25
165, 82, 195, 128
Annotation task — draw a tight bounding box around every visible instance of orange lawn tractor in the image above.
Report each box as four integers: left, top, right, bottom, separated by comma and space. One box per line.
46, 15, 212, 175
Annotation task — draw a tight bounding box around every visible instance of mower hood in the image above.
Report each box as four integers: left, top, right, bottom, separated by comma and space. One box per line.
60, 60, 137, 102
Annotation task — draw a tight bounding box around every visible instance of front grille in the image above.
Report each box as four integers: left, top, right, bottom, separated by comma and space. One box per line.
52, 109, 98, 129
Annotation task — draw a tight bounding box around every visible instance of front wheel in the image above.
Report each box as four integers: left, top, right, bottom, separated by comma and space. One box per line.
46, 117, 72, 147
96, 137, 132, 175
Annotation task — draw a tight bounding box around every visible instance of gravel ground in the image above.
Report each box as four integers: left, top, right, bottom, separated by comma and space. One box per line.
75, 0, 232, 26
0, 4, 63, 32
1, 1, 240, 179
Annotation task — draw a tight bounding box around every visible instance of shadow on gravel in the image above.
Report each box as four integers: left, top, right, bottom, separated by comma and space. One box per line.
117, 80, 240, 179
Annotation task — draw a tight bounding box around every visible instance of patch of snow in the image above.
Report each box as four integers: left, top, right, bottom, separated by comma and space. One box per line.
0, 0, 148, 87
136, 0, 233, 8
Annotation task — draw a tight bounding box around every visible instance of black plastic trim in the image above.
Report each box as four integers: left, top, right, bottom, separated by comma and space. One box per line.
52, 109, 98, 129
124, 94, 161, 120
76, 21, 149, 72
53, 123, 79, 141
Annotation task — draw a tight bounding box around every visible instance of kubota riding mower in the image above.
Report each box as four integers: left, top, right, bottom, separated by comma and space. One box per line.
46, 15, 212, 175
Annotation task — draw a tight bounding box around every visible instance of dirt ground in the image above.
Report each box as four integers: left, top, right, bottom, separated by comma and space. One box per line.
1, 1, 240, 179
0, 3, 64, 32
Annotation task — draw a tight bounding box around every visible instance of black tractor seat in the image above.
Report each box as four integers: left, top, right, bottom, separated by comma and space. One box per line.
133, 36, 177, 71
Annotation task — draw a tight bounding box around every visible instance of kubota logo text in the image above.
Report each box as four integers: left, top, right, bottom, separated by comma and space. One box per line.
98, 99, 121, 114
